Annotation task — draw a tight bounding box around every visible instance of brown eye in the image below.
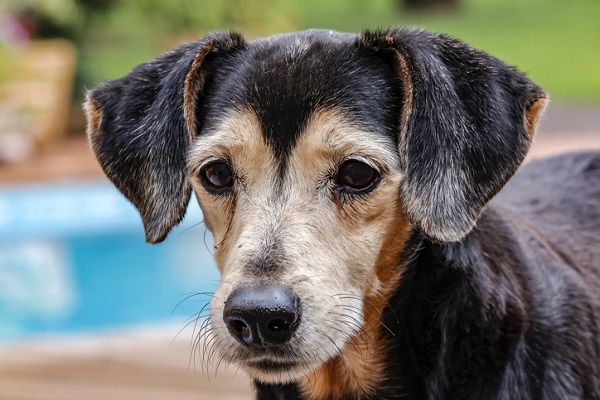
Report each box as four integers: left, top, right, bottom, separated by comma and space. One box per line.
201, 161, 234, 193
336, 160, 379, 191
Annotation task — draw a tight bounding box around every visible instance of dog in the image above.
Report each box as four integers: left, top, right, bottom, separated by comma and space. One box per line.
84, 28, 600, 399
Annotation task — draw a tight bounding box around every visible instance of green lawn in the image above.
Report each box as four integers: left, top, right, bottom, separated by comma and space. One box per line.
79, 0, 600, 103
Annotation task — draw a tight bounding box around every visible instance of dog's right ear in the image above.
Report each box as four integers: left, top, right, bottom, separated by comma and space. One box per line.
84, 32, 245, 243
360, 28, 547, 243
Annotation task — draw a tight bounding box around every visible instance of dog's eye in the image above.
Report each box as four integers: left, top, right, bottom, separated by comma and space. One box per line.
200, 161, 234, 192
336, 160, 379, 191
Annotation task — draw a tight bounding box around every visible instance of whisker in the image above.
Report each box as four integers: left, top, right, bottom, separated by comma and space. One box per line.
199, 320, 218, 371
203, 227, 214, 255
201, 335, 217, 374
207, 334, 227, 369
328, 312, 370, 351
172, 310, 208, 345
171, 291, 214, 317
190, 310, 210, 355
213, 337, 232, 377
335, 292, 398, 336
177, 220, 205, 237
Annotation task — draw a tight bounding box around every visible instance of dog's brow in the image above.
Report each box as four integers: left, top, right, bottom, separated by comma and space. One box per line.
326, 132, 398, 165
187, 108, 269, 172
301, 110, 399, 169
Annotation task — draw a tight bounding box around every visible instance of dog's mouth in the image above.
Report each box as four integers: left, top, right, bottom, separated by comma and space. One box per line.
247, 359, 301, 372
213, 284, 366, 383
239, 352, 319, 381
212, 285, 366, 384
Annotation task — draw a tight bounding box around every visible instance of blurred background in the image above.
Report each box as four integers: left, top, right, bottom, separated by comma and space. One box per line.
0, 0, 599, 399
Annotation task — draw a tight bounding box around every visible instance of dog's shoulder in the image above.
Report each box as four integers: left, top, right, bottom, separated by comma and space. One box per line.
491, 151, 600, 273
378, 155, 600, 398
494, 151, 600, 212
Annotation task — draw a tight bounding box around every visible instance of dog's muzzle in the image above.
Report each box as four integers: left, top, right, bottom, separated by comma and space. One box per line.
223, 286, 301, 348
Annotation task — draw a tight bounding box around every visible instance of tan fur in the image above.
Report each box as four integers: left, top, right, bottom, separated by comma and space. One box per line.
524, 95, 548, 138
188, 108, 409, 390
389, 44, 414, 141
183, 42, 218, 142
188, 107, 276, 267
302, 199, 411, 399
83, 96, 102, 152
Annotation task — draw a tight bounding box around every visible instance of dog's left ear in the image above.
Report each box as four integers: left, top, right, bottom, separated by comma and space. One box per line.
360, 29, 548, 243
85, 32, 245, 243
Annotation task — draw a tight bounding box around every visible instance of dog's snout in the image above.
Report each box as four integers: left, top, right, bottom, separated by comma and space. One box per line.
223, 286, 301, 348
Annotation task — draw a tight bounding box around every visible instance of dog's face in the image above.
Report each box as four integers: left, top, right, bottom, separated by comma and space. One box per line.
85, 29, 546, 393
189, 109, 408, 382
184, 35, 411, 383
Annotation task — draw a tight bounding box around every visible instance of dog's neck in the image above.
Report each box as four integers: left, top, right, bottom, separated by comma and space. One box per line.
254, 209, 528, 399
254, 229, 422, 399
371, 209, 526, 399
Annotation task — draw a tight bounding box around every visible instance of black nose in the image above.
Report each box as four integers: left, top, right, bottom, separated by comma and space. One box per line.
223, 286, 301, 348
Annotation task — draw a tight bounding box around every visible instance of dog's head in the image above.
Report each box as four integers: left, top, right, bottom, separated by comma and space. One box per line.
85, 29, 546, 392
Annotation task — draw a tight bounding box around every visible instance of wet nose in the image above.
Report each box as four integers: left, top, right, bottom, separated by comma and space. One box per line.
223, 286, 301, 348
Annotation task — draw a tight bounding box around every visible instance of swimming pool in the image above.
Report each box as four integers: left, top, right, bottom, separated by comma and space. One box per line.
0, 182, 219, 341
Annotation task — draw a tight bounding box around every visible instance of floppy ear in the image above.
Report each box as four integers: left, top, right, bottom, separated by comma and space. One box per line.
84, 32, 245, 243
361, 28, 548, 242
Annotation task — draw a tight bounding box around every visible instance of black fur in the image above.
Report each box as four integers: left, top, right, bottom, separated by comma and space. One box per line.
86, 32, 245, 243
375, 152, 600, 400
198, 30, 400, 177
85, 28, 600, 399
87, 28, 546, 244
255, 382, 303, 400
362, 29, 547, 242
262, 154, 600, 400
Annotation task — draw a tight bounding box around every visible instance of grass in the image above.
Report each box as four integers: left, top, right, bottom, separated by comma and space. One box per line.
78, 0, 600, 103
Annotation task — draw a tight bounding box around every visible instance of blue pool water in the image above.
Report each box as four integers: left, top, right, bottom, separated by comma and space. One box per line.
0, 182, 219, 341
